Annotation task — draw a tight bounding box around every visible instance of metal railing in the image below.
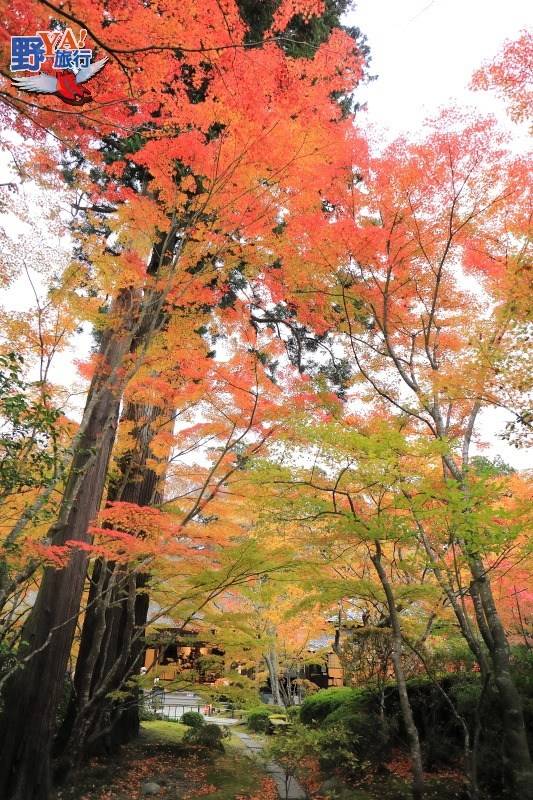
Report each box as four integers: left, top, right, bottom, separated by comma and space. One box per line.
143, 690, 203, 721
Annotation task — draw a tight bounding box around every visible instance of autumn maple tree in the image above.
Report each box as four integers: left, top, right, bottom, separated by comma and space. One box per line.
471, 29, 533, 126
246, 110, 532, 796
0, 1, 368, 798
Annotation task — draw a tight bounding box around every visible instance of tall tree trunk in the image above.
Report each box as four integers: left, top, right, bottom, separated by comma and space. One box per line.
371, 542, 425, 800
440, 447, 533, 794
56, 571, 138, 775
0, 224, 179, 798
410, 512, 490, 677
54, 401, 166, 772
264, 645, 284, 707
0, 289, 140, 800
467, 553, 533, 799
62, 229, 179, 762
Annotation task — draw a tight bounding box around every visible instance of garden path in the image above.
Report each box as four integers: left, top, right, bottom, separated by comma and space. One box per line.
234, 731, 307, 800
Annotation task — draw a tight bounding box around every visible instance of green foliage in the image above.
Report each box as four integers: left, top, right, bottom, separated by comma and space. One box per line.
267, 723, 320, 774
315, 721, 365, 774
245, 703, 285, 716
299, 686, 361, 724
512, 646, 533, 697
139, 706, 158, 721
286, 705, 301, 721
199, 677, 260, 710
183, 722, 226, 751
247, 708, 273, 732
181, 710, 205, 728
236, 0, 370, 69
196, 654, 225, 677
269, 721, 364, 782
426, 636, 478, 673
0, 640, 17, 691
325, 699, 395, 764
299, 675, 533, 796
0, 352, 63, 498
246, 705, 287, 733
470, 455, 515, 477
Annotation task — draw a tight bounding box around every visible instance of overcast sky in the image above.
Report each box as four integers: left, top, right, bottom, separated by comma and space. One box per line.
350, 0, 530, 139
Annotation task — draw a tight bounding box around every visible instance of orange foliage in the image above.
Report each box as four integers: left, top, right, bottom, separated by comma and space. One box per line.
472, 30, 533, 124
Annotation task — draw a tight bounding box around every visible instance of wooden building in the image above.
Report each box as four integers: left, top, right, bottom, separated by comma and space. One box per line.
144, 626, 225, 683
144, 626, 345, 691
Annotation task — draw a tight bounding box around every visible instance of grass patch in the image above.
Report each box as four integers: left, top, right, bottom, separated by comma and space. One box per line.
202, 752, 265, 799
140, 719, 188, 745
141, 721, 266, 799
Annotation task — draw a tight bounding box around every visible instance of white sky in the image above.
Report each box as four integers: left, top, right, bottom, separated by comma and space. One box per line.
350, 0, 531, 140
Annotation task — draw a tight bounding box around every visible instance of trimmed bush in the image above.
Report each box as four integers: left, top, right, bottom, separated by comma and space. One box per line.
246, 704, 285, 715
183, 722, 225, 751
326, 698, 396, 763
181, 710, 205, 728
247, 709, 273, 733
299, 686, 361, 725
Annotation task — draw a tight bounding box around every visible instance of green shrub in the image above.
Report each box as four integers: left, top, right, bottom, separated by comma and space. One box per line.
244, 704, 282, 717
326, 699, 396, 764
267, 724, 320, 777
286, 705, 300, 721
316, 722, 365, 775
268, 722, 364, 781
296, 674, 533, 796
246, 704, 285, 715
139, 705, 158, 721
299, 687, 361, 725
247, 709, 273, 733
196, 655, 225, 675
183, 722, 225, 751
181, 710, 205, 728
511, 646, 533, 697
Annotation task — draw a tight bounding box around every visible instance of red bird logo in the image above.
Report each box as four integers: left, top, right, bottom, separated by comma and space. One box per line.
11, 57, 108, 105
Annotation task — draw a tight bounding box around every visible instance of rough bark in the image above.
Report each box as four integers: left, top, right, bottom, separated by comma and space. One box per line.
54, 400, 166, 772
467, 553, 533, 799
0, 289, 140, 800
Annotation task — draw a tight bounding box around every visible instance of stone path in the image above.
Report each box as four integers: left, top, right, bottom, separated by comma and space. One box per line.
234, 732, 306, 800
